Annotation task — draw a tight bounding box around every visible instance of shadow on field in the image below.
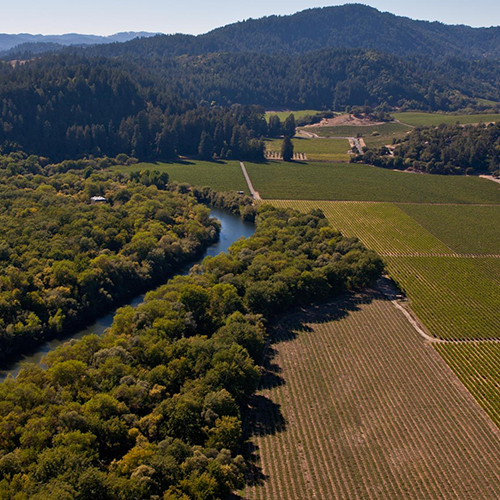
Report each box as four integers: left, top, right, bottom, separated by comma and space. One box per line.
272, 291, 376, 343
235, 292, 380, 497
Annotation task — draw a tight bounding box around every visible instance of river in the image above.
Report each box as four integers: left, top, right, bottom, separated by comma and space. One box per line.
0, 208, 255, 380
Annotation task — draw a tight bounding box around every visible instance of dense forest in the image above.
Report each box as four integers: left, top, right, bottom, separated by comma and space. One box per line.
0, 179, 383, 497
355, 123, 500, 175
0, 152, 258, 361
0, 57, 268, 161
2, 48, 500, 161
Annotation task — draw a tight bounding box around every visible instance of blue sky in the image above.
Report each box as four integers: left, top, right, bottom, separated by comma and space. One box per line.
3, 0, 500, 35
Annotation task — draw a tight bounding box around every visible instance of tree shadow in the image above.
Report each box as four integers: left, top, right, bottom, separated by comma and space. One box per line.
237, 291, 379, 495
271, 291, 376, 345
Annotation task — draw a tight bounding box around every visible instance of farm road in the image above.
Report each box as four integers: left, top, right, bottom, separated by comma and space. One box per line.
240, 161, 261, 200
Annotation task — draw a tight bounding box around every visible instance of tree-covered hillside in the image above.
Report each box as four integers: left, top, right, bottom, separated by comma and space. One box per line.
84, 5, 500, 60
3, 48, 500, 161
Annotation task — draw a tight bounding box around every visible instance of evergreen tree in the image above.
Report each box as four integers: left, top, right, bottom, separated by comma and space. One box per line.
198, 131, 214, 160
284, 114, 296, 137
281, 136, 294, 162
268, 115, 282, 137
155, 126, 177, 159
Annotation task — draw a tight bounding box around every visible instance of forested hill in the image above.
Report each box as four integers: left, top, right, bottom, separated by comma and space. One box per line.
85, 4, 500, 60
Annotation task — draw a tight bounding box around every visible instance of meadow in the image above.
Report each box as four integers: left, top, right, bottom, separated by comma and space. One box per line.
111, 160, 249, 193
244, 161, 500, 204
393, 112, 500, 127
265, 137, 351, 161
243, 296, 500, 500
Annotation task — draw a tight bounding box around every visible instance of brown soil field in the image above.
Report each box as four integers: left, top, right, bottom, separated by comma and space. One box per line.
239, 294, 500, 500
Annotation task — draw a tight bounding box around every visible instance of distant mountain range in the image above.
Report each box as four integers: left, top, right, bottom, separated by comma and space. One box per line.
0, 31, 160, 53
83, 4, 500, 60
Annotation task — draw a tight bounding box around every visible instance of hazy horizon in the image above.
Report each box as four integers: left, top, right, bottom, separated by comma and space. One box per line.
2, 1, 500, 37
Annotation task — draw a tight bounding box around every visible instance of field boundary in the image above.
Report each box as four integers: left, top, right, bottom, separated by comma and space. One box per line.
263, 198, 500, 207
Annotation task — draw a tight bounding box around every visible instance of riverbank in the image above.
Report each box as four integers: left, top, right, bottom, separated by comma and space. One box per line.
0, 208, 255, 380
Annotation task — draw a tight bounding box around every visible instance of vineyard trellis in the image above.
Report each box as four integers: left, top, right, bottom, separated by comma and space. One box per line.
243, 297, 500, 500
435, 343, 500, 429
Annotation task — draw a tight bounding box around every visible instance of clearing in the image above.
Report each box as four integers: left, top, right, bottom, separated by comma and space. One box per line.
303, 122, 412, 148
242, 295, 500, 500
265, 110, 323, 122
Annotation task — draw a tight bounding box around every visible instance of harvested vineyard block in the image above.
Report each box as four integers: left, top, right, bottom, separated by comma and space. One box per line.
245, 296, 500, 500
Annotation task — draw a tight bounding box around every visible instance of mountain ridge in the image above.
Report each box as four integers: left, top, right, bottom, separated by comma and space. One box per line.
83, 4, 500, 59
0, 31, 160, 52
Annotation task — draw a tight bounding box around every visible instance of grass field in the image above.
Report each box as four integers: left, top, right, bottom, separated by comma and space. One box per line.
269, 200, 453, 255
398, 204, 500, 255
111, 160, 248, 193
242, 296, 500, 500
265, 137, 350, 161
385, 257, 500, 340
244, 162, 500, 204
393, 112, 500, 127
265, 110, 323, 122
435, 343, 500, 429
306, 122, 412, 147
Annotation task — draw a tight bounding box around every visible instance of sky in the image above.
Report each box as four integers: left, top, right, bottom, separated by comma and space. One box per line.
2, 0, 500, 36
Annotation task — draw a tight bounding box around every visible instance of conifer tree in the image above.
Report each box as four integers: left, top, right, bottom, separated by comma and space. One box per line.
281, 136, 294, 162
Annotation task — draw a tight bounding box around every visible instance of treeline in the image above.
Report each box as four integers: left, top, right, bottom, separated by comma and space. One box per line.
0, 153, 226, 361
355, 123, 500, 175
0, 56, 267, 162
0, 203, 383, 499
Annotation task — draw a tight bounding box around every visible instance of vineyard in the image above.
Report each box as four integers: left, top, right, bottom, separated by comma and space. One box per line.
392, 112, 500, 127
267, 200, 500, 341
264, 137, 351, 162
244, 161, 500, 203
435, 343, 500, 429
111, 160, 249, 193
269, 200, 453, 255
242, 296, 500, 500
397, 204, 500, 255
384, 257, 500, 340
